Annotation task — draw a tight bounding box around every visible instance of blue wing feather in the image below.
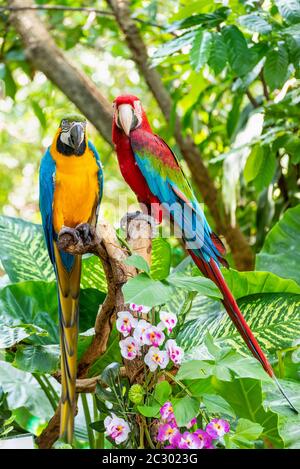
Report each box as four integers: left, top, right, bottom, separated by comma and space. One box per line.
39, 148, 56, 265
39, 147, 75, 272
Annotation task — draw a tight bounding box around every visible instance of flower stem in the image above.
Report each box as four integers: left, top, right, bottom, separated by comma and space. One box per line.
142, 416, 155, 449
164, 370, 192, 397
81, 394, 95, 449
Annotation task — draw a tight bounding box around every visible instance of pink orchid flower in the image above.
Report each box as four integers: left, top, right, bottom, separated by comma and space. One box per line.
104, 413, 130, 444
144, 346, 169, 371
116, 311, 138, 337
119, 336, 140, 360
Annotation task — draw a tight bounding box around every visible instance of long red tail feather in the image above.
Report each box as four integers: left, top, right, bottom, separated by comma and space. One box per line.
189, 251, 274, 376
189, 251, 298, 413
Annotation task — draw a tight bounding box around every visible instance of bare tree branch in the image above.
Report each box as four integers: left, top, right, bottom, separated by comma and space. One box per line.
106, 0, 254, 270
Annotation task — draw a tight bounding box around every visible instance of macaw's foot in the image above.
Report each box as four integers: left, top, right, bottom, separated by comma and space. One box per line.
75, 223, 94, 244
120, 211, 157, 237
58, 226, 80, 245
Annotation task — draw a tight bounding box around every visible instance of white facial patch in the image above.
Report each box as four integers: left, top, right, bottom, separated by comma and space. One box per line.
133, 100, 142, 127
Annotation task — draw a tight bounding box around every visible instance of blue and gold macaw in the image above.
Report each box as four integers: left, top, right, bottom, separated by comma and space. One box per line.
39, 115, 103, 443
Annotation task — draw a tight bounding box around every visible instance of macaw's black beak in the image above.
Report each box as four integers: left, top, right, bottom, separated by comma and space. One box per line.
69, 123, 84, 153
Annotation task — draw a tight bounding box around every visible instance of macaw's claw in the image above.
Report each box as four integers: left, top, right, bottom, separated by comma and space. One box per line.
120, 211, 142, 231
120, 211, 157, 237
58, 226, 80, 245
75, 223, 94, 244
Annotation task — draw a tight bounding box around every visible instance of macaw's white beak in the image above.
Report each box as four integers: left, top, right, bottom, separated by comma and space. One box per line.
118, 104, 133, 136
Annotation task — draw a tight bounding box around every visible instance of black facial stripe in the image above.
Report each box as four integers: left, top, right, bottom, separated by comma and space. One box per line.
57, 135, 86, 156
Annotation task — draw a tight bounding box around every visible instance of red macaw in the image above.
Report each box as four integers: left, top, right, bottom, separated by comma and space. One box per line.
112, 94, 297, 412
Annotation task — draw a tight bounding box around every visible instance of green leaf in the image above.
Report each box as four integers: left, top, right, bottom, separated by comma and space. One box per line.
208, 32, 227, 74
0, 216, 107, 291
222, 25, 251, 76
214, 377, 283, 447
0, 281, 103, 347
244, 145, 276, 192
154, 381, 171, 405
168, 7, 230, 32
238, 13, 272, 34
13, 344, 60, 374
231, 418, 263, 448
150, 238, 171, 280
256, 205, 300, 286
178, 292, 300, 355
173, 396, 199, 427
152, 31, 196, 60
275, 0, 300, 25
177, 349, 270, 383
202, 394, 236, 418
125, 254, 150, 273
123, 273, 172, 307
0, 324, 46, 349
264, 45, 289, 90
137, 404, 160, 418
190, 30, 212, 72
81, 255, 107, 292
167, 272, 222, 299
0, 362, 53, 421
223, 269, 300, 298
0, 216, 54, 283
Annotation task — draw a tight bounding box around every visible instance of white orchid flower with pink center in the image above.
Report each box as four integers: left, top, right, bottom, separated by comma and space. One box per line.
116, 311, 138, 337
104, 413, 130, 444
119, 337, 140, 360
158, 311, 177, 333
142, 325, 165, 347
129, 303, 151, 314
165, 339, 184, 365
144, 346, 169, 372
133, 319, 152, 345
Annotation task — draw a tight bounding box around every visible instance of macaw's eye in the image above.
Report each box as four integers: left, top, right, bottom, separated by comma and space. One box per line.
61, 119, 70, 129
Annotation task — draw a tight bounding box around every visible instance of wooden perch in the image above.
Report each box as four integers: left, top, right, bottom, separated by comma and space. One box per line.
36, 215, 152, 448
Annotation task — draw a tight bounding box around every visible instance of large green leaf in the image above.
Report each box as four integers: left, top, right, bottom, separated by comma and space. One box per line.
173, 396, 200, 427
214, 377, 283, 447
151, 237, 172, 280
0, 281, 103, 345
208, 32, 227, 74
171, 268, 300, 355
222, 25, 251, 76
0, 216, 54, 283
264, 45, 289, 90
13, 344, 60, 374
190, 30, 212, 71
178, 292, 300, 355
238, 13, 271, 35
0, 216, 108, 291
256, 205, 300, 286
244, 145, 276, 192
123, 273, 172, 307
0, 362, 53, 421
275, 0, 300, 25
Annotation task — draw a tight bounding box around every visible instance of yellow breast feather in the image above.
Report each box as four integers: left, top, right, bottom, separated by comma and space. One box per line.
51, 131, 99, 233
